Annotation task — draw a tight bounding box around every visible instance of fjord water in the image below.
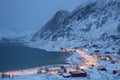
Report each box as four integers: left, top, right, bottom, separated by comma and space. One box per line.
0, 43, 69, 72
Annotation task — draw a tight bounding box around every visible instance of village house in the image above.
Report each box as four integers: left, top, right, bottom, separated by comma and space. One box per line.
98, 66, 107, 71
69, 70, 87, 77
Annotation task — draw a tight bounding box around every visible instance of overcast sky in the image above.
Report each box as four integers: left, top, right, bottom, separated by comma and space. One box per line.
0, 0, 88, 32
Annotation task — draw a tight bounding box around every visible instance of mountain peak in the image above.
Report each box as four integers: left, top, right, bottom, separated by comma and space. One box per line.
31, 0, 120, 50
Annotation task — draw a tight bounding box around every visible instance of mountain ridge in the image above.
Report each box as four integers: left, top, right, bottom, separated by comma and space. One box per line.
31, 0, 120, 51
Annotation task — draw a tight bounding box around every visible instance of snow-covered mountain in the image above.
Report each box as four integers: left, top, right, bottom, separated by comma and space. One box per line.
31, 0, 120, 51
0, 28, 35, 43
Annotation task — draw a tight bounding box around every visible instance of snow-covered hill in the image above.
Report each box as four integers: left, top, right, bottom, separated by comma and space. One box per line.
0, 28, 35, 43
31, 0, 120, 51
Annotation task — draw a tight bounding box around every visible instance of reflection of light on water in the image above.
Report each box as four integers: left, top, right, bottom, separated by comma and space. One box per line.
3, 70, 38, 76
76, 50, 99, 69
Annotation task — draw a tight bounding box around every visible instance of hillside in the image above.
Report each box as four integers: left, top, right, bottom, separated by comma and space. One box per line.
31, 0, 120, 51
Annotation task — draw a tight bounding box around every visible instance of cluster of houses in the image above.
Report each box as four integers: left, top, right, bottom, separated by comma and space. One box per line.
60, 48, 76, 52
60, 47, 120, 76
94, 54, 112, 60
60, 47, 120, 64
93, 50, 120, 63
0, 65, 89, 78
1, 48, 120, 79
113, 68, 120, 75
1, 63, 119, 79
94, 50, 120, 76
37, 65, 89, 78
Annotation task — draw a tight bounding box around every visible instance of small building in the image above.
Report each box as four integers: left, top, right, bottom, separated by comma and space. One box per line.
105, 52, 111, 54
111, 61, 116, 64
105, 56, 112, 61
70, 70, 87, 77
74, 47, 80, 49
37, 69, 46, 73
46, 67, 60, 74
60, 48, 67, 52
48, 69, 58, 74
37, 70, 42, 73
58, 69, 65, 73
62, 73, 71, 78
58, 66, 67, 74
94, 50, 100, 54
98, 66, 107, 71
95, 55, 102, 59
98, 55, 112, 61
67, 48, 74, 52
117, 60, 120, 63
113, 70, 118, 74
80, 61, 87, 65
113, 69, 120, 74
118, 74, 120, 76
100, 56, 106, 60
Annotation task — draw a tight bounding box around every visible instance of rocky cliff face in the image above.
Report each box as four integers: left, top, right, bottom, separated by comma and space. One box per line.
31, 0, 120, 50
31, 10, 69, 41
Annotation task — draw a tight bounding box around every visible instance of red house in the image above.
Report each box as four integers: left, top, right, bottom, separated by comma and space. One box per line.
70, 70, 87, 77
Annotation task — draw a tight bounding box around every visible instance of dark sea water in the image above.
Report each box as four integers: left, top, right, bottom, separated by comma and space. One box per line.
0, 43, 70, 72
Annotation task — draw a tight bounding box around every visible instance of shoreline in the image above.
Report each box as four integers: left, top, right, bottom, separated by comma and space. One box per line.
0, 64, 74, 76
0, 42, 71, 74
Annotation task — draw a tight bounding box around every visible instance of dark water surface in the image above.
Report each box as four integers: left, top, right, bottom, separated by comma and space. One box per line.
0, 43, 70, 72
